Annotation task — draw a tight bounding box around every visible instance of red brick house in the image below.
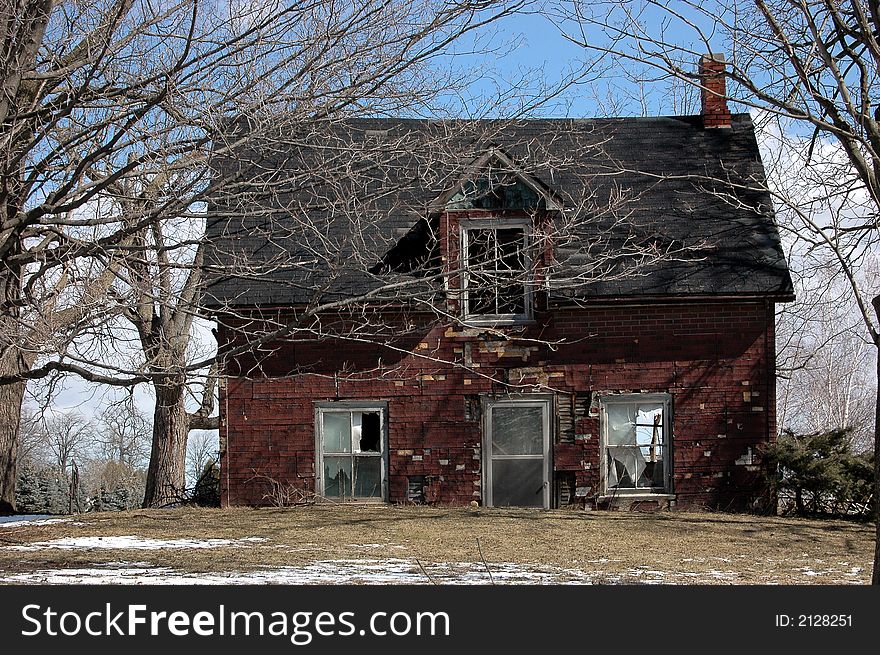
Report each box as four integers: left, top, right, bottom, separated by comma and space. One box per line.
206, 57, 793, 511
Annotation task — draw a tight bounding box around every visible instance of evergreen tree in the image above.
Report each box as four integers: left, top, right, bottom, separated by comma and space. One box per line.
763, 429, 874, 517
15, 465, 45, 513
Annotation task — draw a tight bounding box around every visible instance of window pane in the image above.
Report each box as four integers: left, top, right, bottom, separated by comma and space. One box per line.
635, 404, 664, 447
353, 457, 382, 498
468, 270, 496, 314
354, 412, 381, 452
606, 405, 636, 445
496, 229, 524, 269
323, 413, 351, 453
491, 406, 544, 455
491, 459, 544, 507
637, 448, 665, 488
324, 456, 352, 498
497, 282, 526, 314
606, 446, 645, 489
468, 229, 493, 266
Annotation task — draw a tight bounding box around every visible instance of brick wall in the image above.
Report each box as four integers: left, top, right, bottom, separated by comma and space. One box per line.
218, 300, 776, 511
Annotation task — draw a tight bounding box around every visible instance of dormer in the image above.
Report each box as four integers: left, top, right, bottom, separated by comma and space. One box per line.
434, 149, 562, 325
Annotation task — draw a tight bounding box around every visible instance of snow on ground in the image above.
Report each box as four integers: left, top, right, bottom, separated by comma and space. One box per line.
0, 529, 869, 584
0, 556, 866, 585
0, 515, 69, 528
0, 559, 597, 585
6, 535, 267, 551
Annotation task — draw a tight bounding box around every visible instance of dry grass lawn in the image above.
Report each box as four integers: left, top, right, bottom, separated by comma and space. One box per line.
0, 505, 874, 584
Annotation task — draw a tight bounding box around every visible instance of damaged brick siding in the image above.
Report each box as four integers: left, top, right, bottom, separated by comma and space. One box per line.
218, 300, 776, 511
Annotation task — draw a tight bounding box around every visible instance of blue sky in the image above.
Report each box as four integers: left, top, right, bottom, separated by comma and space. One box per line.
436, 5, 721, 119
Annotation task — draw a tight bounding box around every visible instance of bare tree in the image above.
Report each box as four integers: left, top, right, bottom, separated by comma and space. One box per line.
41, 411, 91, 477
94, 396, 150, 468
17, 406, 47, 467
0, 0, 530, 511
777, 269, 876, 452
551, 0, 880, 583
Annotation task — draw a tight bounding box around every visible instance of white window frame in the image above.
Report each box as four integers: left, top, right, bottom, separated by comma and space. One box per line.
460, 218, 533, 325
599, 393, 673, 497
315, 402, 388, 502
482, 396, 552, 509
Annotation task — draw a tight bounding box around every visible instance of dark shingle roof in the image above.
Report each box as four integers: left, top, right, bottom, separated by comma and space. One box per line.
204, 114, 793, 308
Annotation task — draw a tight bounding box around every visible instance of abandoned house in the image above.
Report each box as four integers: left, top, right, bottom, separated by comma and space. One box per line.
206, 55, 793, 511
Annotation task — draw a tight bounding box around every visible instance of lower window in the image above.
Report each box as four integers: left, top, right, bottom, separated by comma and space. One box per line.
316, 405, 386, 500
600, 394, 671, 494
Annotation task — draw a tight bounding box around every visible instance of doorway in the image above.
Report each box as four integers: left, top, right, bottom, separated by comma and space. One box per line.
483, 398, 551, 508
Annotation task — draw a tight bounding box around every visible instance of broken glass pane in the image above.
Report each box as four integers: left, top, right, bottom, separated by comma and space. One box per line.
637, 448, 665, 488
446, 174, 543, 210
491, 459, 544, 507
323, 456, 352, 498
606, 446, 644, 489
635, 404, 664, 449
468, 229, 492, 266
650, 458, 665, 487
353, 457, 382, 498
606, 404, 636, 445
491, 406, 543, 455
355, 412, 381, 452
467, 270, 495, 315
497, 282, 526, 314
323, 412, 351, 454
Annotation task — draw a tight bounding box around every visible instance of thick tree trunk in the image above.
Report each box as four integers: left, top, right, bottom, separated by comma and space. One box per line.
142, 382, 190, 508
873, 341, 880, 584
871, 298, 880, 585
0, 248, 25, 514
0, 370, 25, 514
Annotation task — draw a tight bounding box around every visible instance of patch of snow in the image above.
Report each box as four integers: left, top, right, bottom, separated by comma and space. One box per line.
5, 535, 267, 551
0, 554, 869, 586
0, 558, 599, 585
344, 543, 406, 550
0, 515, 68, 528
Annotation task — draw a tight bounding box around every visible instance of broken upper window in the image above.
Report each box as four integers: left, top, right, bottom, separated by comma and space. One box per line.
462, 222, 531, 321
599, 394, 671, 494
317, 407, 385, 500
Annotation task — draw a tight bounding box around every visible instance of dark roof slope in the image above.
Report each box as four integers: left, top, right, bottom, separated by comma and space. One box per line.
204, 114, 793, 308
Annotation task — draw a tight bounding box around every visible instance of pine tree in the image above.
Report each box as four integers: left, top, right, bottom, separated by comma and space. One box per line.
15, 465, 45, 513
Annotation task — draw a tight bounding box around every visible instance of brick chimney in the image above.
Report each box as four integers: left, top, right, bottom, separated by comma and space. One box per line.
700, 53, 731, 128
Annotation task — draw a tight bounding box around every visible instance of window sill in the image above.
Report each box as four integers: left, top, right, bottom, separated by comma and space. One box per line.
598, 493, 675, 501
462, 316, 536, 327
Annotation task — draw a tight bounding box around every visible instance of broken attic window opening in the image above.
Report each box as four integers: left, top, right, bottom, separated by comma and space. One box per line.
368, 218, 435, 275
462, 222, 531, 320
446, 171, 545, 211
318, 408, 385, 500
600, 394, 671, 494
